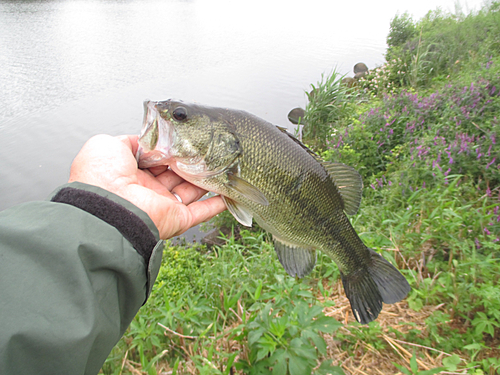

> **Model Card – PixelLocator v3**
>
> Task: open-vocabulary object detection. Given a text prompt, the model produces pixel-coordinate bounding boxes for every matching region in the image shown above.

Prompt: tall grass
[303,70,358,151]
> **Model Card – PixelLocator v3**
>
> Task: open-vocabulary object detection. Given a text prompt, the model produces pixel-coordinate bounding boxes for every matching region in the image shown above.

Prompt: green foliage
[363,2,500,94]
[304,69,358,150]
[236,276,342,374]
[387,12,417,48]
[103,232,346,375]
[393,352,444,375]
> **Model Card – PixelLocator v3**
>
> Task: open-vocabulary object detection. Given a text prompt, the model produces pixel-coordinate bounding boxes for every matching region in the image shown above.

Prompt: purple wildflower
[486,58,493,69]
[486,157,496,169]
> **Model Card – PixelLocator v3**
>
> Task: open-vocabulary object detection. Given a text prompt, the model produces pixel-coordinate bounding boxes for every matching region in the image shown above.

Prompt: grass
[101,3,500,374]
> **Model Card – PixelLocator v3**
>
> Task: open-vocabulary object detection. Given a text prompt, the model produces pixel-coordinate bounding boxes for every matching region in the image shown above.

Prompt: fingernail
[172,192,183,203]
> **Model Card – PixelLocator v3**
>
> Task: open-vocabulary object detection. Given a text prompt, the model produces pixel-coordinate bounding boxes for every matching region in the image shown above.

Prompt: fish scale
[137,99,410,324]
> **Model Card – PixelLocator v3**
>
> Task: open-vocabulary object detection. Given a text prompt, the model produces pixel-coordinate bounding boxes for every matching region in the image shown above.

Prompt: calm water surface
[0,0,485,229]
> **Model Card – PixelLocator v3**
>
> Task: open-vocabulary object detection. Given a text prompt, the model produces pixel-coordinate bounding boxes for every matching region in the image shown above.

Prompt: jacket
[0,182,164,374]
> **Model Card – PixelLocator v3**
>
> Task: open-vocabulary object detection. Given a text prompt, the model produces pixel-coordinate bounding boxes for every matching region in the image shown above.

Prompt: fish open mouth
[136,100,175,169]
[136,149,170,168]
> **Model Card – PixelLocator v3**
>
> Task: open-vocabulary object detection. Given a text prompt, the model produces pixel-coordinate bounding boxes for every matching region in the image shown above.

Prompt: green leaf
[256,334,277,361]
[302,330,327,355]
[269,316,288,338]
[410,352,418,374]
[171,357,180,375]
[290,338,317,360]
[418,367,446,375]
[393,363,412,375]
[248,328,265,346]
[254,280,263,300]
[314,360,345,375]
[408,298,423,312]
[289,353,312,375]
[463,343,483,351]
[272,357,288,375]
[310,315,341,333]
[443,354,461,371]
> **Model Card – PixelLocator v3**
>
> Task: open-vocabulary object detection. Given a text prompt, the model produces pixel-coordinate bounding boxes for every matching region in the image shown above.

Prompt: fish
[136,99,410,324]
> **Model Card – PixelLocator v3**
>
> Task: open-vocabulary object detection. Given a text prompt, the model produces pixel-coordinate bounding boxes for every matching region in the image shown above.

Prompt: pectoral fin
[273,238,316,278]
[226,172,269,206]
[222,196,253,227]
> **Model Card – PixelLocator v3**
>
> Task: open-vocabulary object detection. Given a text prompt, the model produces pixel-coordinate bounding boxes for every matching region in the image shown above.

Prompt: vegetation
[101,3,500,374]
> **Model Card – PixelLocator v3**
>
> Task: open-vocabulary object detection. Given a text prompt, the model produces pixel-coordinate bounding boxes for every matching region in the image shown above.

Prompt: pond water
[0,0,484,238]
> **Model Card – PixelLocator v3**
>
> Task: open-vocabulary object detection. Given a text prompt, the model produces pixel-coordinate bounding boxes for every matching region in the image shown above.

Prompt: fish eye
[172,107,187,121]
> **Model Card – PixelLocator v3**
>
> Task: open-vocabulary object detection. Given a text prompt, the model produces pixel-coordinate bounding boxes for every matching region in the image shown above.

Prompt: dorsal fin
[276,125,363,215]
[321,161,363,215]
[276,125,319,159]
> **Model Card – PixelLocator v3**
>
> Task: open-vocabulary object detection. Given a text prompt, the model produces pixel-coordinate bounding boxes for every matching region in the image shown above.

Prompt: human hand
[68,134,227,239]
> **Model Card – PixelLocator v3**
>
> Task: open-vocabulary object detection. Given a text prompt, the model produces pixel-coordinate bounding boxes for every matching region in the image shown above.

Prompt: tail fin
[341,248,410,324]
[367,248,411,304]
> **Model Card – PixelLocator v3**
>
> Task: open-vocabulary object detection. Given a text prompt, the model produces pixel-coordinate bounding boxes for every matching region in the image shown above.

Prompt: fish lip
[137,100,176,168]
[136,148,169,168]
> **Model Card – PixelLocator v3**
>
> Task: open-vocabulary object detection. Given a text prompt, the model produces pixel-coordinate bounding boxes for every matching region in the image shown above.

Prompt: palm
[69,135,226,239]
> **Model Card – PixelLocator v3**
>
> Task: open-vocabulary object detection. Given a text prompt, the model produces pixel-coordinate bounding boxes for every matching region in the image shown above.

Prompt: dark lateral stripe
[51,187,156,264]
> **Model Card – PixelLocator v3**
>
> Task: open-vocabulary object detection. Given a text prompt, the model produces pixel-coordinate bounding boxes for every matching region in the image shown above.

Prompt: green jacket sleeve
[0,182,164,375]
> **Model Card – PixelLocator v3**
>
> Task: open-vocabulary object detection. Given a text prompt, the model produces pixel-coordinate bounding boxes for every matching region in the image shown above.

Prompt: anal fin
[273,237,316,278]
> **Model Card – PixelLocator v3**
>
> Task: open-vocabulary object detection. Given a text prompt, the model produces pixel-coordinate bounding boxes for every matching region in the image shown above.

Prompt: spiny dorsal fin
[321,161,363,215]
[222,196,253,227]
[276,125,319,159]
[273,237,316,278]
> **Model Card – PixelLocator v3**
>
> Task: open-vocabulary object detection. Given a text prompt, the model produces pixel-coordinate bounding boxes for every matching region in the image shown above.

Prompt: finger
[136,170,198,204]
[155,169,186,191]
[186,195,227,227]
[136,169,173,196]
[116,135,139,155]
[171,181,209,205]
[148,165,169,176]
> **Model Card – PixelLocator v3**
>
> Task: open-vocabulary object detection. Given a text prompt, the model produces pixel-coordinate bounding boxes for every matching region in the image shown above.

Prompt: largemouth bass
[136,99,410,324]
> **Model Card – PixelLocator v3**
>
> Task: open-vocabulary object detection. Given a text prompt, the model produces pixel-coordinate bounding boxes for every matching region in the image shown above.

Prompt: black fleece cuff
[51,187,157,264]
